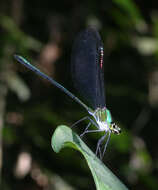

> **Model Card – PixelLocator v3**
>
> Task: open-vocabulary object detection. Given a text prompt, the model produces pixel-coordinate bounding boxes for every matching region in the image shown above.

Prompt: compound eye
[111,122,116,128]
[111,122,121,134]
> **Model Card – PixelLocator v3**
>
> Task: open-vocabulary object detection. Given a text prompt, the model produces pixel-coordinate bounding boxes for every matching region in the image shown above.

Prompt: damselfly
[14,28,121,159]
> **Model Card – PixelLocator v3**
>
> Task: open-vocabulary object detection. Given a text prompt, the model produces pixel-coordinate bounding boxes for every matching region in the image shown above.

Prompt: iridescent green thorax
[92,107,121,134]
[106,109,112,123]
[93,107,112,123]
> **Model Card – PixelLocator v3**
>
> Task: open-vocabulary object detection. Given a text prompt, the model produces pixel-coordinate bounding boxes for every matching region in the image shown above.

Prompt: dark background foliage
[1,0,158,189]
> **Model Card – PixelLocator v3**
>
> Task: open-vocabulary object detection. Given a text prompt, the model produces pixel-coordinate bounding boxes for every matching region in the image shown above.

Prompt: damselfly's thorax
[91,107,121,134]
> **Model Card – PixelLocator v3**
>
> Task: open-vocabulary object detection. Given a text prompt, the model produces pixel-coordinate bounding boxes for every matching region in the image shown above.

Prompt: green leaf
[113,0,142,22]
[51,125,128,190]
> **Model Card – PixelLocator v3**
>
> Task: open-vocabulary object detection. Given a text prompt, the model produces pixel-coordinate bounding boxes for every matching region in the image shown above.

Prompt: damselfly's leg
[101,131,111,159]
[98,146,103,159]
[71,116,98,129]
[80,122,91,138]
[95,133,107,158]
[71,116,89,128]
[80,129,104,138]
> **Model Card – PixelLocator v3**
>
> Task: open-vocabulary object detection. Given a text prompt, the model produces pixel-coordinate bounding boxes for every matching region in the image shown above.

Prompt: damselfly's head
[110,122,121,135]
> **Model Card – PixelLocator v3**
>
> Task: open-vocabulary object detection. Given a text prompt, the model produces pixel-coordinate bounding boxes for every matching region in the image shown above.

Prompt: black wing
[71,28,105,110]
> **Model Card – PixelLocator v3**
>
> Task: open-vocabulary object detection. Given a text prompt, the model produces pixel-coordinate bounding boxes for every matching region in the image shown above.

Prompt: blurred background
[0,0,158,189]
